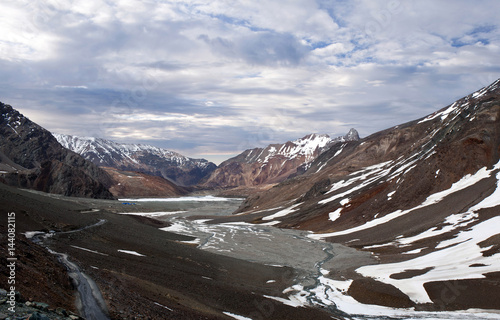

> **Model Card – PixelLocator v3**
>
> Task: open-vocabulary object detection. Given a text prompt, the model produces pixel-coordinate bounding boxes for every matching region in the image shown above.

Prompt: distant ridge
[54,134,217,187]
[202,129,360,188]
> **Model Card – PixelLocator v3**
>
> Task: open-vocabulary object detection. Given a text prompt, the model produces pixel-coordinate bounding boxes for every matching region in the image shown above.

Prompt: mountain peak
[204,129,360,189]
[345,128,360,141]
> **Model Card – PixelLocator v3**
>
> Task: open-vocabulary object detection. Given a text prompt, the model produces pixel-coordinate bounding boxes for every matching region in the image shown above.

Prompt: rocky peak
[345,128,360,142]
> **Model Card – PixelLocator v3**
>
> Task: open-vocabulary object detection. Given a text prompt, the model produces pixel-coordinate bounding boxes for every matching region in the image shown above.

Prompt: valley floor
[1,185,499,319]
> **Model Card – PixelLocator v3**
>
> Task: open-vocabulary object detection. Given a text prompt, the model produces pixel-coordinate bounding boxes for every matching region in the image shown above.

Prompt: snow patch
[311,163,497,240]
[222,312,253,320]
[118,211,186,217]
[179,238,201,245]
[71,245,108,256]
[153,302,173,311]
[418,102,458,124]
[263,294,306,308]
[357,216,500,304]
[23,231,45,239]
[117,249,146,257]
[328,208,342,222]
[387,191,396,200]
[262,203,302,221]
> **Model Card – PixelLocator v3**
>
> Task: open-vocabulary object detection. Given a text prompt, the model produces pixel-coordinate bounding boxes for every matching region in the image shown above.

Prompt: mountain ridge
[54,133,217,187]
[203,129,360,189]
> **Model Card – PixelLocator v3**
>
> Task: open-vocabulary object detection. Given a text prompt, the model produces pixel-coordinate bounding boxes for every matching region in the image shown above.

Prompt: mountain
[104,167,188,198]
[54,134,217,187]
[203,129,359,189]
[223,79,500,310]
[0,102,114,199]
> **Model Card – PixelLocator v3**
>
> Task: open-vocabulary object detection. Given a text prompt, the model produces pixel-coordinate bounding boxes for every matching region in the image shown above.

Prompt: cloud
[1,0,500,162]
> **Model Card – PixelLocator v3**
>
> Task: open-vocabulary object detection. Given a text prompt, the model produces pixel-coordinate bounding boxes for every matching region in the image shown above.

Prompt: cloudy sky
[1,0,500,163]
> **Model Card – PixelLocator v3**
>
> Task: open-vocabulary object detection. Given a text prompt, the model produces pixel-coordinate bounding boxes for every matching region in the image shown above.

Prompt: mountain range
[1,78,500,316]
[213,78,500,310]
[1,101,359,199]
[203,129,359,189]
[54,129,360,194]
[53,134,217,187]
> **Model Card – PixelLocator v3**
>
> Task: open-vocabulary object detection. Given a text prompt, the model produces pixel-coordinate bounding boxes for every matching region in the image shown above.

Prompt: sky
[1,0,500,164]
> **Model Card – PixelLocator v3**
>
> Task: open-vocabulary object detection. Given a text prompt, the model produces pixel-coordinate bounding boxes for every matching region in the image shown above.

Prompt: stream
[29,220,110,320]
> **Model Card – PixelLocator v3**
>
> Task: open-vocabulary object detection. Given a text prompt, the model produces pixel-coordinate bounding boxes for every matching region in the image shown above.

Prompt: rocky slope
[54,134,217,187]
[203,129,359,189]
[103,167,188,198]
[0,102,114,199]
[225,79,500,310]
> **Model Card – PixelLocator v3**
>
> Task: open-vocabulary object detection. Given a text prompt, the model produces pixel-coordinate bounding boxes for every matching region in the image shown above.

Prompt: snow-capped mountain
[227,78,500,311]
[54,134,217,187]
[203,129,359,188]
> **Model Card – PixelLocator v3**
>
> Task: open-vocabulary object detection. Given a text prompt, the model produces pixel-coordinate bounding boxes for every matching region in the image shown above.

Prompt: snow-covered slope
[203,129,359,188]
[226,79,500,311]
[54,134,216,187]
[242,130,358,165]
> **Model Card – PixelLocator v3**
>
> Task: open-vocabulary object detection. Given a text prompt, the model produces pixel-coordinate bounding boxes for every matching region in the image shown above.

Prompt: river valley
[12,190,500,320]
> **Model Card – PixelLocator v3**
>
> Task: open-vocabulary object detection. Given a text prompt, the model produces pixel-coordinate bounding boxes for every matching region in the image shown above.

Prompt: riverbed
[112,196,500,320]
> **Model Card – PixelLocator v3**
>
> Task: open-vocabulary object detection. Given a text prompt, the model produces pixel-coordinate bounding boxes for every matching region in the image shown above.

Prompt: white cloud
[1,0,500,162]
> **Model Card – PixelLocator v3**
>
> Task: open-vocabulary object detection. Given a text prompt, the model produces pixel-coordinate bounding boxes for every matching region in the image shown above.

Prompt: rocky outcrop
[0,233,77,317]
[54,134,217,187]
[0,102,114,199]
[203,130,359,189]
[0,292,83,320]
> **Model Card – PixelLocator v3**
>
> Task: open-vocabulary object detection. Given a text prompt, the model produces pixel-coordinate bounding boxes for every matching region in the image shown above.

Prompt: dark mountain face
[203,130,360,189]
[0,102,114,199]
[54,134,217,187]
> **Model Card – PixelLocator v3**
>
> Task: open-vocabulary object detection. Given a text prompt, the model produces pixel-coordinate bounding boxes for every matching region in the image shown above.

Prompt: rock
[348,278,414,308]
[203,132,351,188]
[31,302,49,312]
[28,312,50,320]
[56,307,69,316]
[345,128,360,141]
[14,291,24,303]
